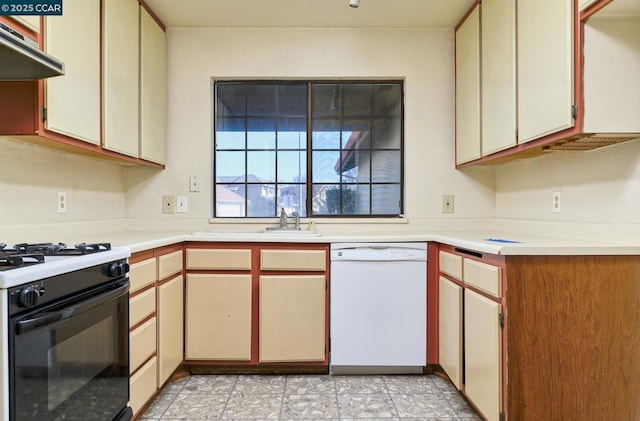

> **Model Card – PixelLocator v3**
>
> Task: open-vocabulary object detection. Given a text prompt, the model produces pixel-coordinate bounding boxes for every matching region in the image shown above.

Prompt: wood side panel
[506,255,640,420]
[426,242,440,364]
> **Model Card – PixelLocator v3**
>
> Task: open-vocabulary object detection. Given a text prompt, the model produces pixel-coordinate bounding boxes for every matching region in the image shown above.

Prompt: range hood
[0,22,64,80]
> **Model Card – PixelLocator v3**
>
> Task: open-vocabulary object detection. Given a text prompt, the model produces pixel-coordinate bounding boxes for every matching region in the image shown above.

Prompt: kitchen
[0,0,639,420]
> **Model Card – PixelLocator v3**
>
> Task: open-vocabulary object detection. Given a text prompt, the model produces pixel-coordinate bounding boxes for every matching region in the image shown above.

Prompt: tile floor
[140,374,482,420]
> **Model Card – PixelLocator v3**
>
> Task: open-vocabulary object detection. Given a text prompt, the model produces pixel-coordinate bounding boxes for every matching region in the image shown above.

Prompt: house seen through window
[214,81,403,217]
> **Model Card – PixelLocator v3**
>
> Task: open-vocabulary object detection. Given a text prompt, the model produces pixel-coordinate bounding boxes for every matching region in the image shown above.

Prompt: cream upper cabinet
[517,0,574,143]
[455,5,481,165]
[481,0,517,156]
[10,16,40,33]
[45,0,101,145]
[103,0,140,157]
[140,7,167,164]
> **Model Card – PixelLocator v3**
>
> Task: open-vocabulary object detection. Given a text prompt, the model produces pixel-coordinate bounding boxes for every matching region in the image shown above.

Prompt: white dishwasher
[330,242,427,374]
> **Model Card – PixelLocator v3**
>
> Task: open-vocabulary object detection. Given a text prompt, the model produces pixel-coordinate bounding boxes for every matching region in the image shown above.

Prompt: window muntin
[214,81,403,218]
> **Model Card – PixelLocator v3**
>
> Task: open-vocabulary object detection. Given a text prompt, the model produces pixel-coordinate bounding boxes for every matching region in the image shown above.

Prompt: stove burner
[0,252,45,269]
[0,242,112,270]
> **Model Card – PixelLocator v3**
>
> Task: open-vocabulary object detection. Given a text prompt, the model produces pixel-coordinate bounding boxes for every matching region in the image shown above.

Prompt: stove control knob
[107,261,130,277]
[18,287,41,308]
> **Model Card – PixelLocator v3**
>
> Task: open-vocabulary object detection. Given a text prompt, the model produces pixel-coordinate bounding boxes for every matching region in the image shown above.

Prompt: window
[214,81,403,217]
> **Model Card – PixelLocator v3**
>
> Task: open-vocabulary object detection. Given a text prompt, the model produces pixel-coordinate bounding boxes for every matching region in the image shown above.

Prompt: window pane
[341,147,371,184]
[247,184,275,217]
[372,184,401,215]
[216,184,246,217]
[216,117,246,150]
[312,85,341,117]
[312,151,340,183]
[278,117,306,149]
[247,151,275,182]
[216,151,245,182]
[278,184,306,217]
[216,84,245,116]
[312,184,339,215]
[278,84,306,116]
[372,84,401,116]
[312,119,340,149]
[371,150,401,183]
[247,85,276,115]
[247,117,276,149]
[343,84,370,117]
[277,151,306,183]
[345,184,370,215]
[371,117,400,149]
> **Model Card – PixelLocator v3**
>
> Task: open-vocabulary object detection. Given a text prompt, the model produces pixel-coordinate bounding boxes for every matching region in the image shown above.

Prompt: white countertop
[70,229,640,256]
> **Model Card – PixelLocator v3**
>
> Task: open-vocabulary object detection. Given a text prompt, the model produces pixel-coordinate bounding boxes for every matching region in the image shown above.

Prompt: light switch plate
[442,195,454,213]
[189,176,200,192]
[176,196,188,213]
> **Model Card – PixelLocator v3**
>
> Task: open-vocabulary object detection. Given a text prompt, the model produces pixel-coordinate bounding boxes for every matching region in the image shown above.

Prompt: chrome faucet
[276,208,301,230]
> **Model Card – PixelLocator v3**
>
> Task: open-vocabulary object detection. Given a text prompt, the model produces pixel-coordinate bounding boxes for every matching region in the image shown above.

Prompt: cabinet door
[185,274,252,360]
[140,7,166,164]
[481,0,516,155]
[259,275,326,362]
[455,5,481,164]
[45,0,101,144]
[157,275,184,386]
[464,289,502,421]
[517,0,574,143]
[103,0,139,157]
[438,276,462,390]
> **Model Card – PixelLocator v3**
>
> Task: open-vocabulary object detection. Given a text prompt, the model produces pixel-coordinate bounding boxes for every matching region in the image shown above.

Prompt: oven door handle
[15,281,129,335]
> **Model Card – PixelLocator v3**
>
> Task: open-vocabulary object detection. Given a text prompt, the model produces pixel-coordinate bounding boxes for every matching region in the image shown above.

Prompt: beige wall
[124,27,496,232]
[0,136,126,240]
[495,138,640,225]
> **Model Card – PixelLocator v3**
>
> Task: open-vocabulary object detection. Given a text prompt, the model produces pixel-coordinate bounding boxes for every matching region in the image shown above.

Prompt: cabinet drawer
[260,249,326,271]
[158,250,183,280]
[439,251,463,280]
[130,258,157,293]
[186,248,252,270]
[464,258,502,298]
[129,287,156,328]
[130,356,157,417]
[130,317,157,374]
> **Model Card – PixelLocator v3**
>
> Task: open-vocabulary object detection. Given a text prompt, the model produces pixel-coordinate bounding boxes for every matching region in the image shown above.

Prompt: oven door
[9,280,130,421]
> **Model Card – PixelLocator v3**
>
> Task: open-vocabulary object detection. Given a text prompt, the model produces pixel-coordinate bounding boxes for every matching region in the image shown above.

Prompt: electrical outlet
[162,195,176,214]
[189,176,200,192]
[57,192,67,213]
[442,195,455,213]
[553,191,562,213]
[176,196,188,213]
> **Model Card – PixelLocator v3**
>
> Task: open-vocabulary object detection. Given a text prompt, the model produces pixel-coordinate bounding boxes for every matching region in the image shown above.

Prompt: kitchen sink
[191,230,322,237]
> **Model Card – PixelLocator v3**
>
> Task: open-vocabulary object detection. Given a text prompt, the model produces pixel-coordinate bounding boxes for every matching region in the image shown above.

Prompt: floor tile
[162,393,228,419]
[139,391,177,418]
[232,375,285,395]
[391,393,458,418]
[222,393,282,419]
[383,375,440,395]
[162,377,189,394]
[285,375,337,395]
[182,374,237,394]
[337,393,398,418]
[335,375,387,394]
[281,393,339,419]
[442,390,483,420]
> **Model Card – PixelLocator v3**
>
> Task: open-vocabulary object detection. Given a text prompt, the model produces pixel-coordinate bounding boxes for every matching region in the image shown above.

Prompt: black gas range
[0,241,132,421]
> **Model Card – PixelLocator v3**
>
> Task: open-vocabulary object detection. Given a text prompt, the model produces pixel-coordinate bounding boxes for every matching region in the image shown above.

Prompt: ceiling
[143,0,476,28]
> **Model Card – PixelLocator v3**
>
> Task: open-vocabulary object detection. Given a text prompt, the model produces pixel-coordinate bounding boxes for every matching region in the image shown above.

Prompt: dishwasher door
[330,243,427,374]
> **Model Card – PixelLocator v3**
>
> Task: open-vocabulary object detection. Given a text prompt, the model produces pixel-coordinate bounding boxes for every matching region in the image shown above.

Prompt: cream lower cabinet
[157,274,184,385]
[185,273,252,360]
[438,249,504,421]
[464,289,502,421]
[259,275,326,362]
[438,276,463,390]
